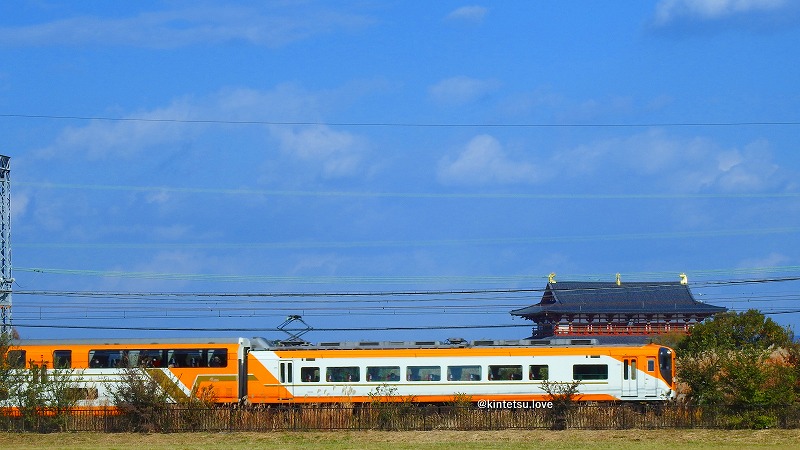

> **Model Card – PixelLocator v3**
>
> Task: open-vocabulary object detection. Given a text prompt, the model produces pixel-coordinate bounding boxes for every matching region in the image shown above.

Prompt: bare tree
[541,379,581,430]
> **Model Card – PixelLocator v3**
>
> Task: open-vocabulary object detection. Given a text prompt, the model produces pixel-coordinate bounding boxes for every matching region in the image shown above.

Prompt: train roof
[249,337,659,350]
[10,336,662,350]
[11,337,243,346]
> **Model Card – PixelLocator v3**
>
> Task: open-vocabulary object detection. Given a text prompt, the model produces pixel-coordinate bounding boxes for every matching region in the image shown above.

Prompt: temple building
[510,274,727,340]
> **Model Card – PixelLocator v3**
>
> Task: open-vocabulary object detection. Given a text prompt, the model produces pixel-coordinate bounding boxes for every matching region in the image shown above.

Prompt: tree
[0,332,16,403]
[107,367,172,432]
[12,363,84,432]
[541,380,581,430]
[675,310,799,428]
[678,309,794,356]
[1,336,84,431]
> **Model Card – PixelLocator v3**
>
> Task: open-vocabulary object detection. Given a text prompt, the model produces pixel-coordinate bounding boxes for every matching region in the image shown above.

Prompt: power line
[15,181,800,200]
[11,273,800,294]
[12,227,800,252]
[12,266,800,285]
[9,277,800,331]
[13,269,544,285]
[2,113,800,128]
[12,307,800,332]
[9,273,800,324]
[7,277,800,323]
[14,276,800,302]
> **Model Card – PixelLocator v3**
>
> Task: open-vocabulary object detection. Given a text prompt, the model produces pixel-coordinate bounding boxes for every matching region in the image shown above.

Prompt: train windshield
[658,347,674,386]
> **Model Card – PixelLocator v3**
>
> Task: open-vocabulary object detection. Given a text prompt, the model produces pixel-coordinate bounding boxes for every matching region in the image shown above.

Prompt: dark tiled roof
[511,281,727,317]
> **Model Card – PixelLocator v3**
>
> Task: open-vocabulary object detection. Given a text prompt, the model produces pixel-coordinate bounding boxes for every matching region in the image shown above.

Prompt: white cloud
[146,189,171,205]
[271,125,366,178]
[445,5,489,23]
[551,130,786,193]
[435,130,782,192]
[737,252,792,269]
[30,195,67,232]
[654,0,789,25]
[35,97,200,160]
[429,76,500,106]
[34,85,372,181]
[10,191,29,220]
[713,139,780,191]
[438,134,544,185]
[0,6,373,48]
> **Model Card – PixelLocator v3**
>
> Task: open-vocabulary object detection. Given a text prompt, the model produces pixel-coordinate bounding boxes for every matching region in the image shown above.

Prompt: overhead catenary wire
[15,180,800,200]
[7,276,800,325]
[11,227,800,253]
[11,291,799,312]
[7,268,800,331]
[10,302,800,320]
[10,307,800,332]
[3,112,800,128]
[13,266,800,285]
[10,273,800,297]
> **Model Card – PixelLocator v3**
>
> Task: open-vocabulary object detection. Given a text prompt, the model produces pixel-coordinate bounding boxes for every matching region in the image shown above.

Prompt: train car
[3,337,675,406]
[3,337,247,405]
[245,337,675,403]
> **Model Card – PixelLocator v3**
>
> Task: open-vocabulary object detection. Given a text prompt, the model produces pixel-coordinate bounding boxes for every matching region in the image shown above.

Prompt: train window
[573,364,608,380]
[170,350,204,367]
[529,365,549,380]
[489,365,523,381]
[630,359,636,380]
[207,349,227,367]
[87,348,228,369]
[367,366,400,382]
[647,358,655,372]
[137,350,167,368]
[326,366,360,382]
[130,350,148,367]
[89,350,122,368]
[447,365,481,381]
[280,362,293,383]
[301,367,320,382]
[53,350,72,368]
[6,350,26,368]
[124,351,140,367]
[166,349,228,368]
[406,366,441,382]
[658,347,674,385]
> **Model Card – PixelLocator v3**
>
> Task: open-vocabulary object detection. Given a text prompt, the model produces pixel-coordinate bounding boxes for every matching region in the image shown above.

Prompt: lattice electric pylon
[0,155,11,337]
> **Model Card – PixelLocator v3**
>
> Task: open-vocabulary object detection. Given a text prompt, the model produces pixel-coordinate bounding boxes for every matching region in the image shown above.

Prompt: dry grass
[2,430,800,450]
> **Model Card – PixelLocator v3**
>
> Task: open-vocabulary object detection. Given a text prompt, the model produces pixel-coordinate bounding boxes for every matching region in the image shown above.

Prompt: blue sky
[1,1,799,343]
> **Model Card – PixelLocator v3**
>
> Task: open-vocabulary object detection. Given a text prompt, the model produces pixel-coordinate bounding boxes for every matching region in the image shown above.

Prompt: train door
[237,339,250,402]
[622,358,638,398]
[279,360,294,400]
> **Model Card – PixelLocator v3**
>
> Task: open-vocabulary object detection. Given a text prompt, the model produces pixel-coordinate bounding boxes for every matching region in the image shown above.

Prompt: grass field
[2,430,800,450]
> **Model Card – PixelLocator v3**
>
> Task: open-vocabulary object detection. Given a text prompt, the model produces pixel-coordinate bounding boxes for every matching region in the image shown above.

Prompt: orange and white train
[4,337,675,405]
